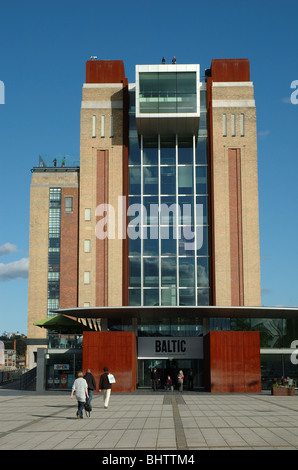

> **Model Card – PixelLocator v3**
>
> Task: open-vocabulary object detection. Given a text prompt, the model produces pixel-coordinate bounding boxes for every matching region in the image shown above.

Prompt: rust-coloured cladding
[86,60,127,84]
[82,332,137,392]
[211,59,250,82]
[204,331,261,393]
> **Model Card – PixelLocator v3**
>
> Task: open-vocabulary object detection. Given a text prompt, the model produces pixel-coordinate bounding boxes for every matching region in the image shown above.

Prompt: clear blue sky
[0,0,297,334]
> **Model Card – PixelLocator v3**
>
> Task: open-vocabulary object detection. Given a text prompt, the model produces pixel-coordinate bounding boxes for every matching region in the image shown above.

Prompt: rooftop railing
[37,155,80,168]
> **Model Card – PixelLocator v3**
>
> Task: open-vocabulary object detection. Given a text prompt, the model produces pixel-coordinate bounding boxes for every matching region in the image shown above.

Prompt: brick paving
[1,388,298,450]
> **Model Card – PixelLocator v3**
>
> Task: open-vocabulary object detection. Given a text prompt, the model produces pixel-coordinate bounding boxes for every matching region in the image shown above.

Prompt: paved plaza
[1,388,298,451]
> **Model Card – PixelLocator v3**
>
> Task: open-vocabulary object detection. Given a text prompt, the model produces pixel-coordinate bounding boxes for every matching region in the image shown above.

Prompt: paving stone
[1,389,298,450]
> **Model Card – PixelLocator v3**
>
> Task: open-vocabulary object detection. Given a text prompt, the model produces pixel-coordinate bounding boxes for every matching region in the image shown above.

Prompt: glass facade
[260,354,298,390]
[139,72,197,114]
[46,351,82,390]
[128,85,209,307]
[48,188,61,317]
[127,76,298,390]
[138,359,203,388]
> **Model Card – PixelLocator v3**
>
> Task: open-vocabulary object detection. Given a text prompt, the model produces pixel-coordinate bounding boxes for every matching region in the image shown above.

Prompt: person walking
[83,369,96,403]
[99,366,112,408]
[165,375,173,391]
[70,371,89,419]
[177,370,184,392]
[187,369,194,391]
[151,367,160,391]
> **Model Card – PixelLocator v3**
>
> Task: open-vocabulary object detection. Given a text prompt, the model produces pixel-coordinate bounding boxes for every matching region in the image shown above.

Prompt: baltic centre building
[27,57,298,392]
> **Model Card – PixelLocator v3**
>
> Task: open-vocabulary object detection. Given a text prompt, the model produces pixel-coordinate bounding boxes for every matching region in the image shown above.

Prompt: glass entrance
[137,358,203,389]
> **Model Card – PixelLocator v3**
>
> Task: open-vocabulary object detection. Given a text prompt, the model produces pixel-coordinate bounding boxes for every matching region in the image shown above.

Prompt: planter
[271,386,295,396]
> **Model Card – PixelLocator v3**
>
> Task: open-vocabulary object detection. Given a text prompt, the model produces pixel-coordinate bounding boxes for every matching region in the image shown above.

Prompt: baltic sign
[138,337,204,359]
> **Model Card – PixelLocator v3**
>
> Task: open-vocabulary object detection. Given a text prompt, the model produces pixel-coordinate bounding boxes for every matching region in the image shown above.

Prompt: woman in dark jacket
[83,369,96,403]
[99,366,112,408]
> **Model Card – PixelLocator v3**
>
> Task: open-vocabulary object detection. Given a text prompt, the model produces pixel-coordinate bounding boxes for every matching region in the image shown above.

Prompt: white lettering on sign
[155,339,186,353]
[138,337,203,359]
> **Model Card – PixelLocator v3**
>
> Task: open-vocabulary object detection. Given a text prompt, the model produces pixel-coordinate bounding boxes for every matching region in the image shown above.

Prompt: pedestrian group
[70,366,114,419]
[71,365,195,418]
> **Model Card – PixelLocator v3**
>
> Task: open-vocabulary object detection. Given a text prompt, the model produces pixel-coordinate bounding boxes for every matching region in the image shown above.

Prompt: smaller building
[4,349,16,369]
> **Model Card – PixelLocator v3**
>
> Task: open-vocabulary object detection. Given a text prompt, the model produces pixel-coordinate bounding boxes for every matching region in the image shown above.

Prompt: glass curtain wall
[139,72,197,114]
[48,188,61,317]
[128,87,209,307]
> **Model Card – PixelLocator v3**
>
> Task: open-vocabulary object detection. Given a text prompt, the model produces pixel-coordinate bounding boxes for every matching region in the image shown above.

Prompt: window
[223,114,227,137]
[139,72,197,114]
[84,240,91,253]
[161,288,177,306]
[143,289,159,306]
[129,289,141,306]
[129,167,141,195]
[143,167,158,195]
[179,258,195,287]
[240,113,245,136]
[197,257,209,287]
[129,137,141,165]
[196,166,208,195]
[143,136,158,165]
[85,208,91,221]
[101,115,105,138]
[196,137,207,164]
[65,197,73,213]
[178,166,193,194]
[160,136,175,165]
[144,258,159,287]
[178,136,193,164]
[161,166,176,195]
[92,115,96,138]
[161,258,177,287]
[110,116,114,137]
[179,288,195,305]
[231,114,236,137]
[129,258,141,287]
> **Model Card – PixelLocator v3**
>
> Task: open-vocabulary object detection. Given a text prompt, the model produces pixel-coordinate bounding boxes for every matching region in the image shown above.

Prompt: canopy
[33,314,92,334]
[54,305,298,320]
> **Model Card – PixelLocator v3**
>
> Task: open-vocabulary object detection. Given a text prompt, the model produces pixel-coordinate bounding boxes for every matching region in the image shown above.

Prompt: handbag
[84,399,92,417]
[108,373,116,384]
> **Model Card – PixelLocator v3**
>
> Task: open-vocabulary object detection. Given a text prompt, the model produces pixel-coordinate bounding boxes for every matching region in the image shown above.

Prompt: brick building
[27,58,298,392]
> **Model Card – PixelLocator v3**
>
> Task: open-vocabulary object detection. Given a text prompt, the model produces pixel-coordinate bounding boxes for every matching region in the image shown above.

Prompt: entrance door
[137,359,203,389]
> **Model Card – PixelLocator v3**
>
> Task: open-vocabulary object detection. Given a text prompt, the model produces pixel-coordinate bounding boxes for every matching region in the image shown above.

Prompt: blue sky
[0,0,297,334]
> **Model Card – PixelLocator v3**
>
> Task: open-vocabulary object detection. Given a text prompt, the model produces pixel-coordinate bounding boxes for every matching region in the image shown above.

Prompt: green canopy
[33,314,91,334]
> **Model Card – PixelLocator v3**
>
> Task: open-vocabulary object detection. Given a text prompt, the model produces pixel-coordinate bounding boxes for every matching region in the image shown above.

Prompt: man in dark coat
[151,368,160,391]
[99,366,112,408]
[83,369,96,403]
